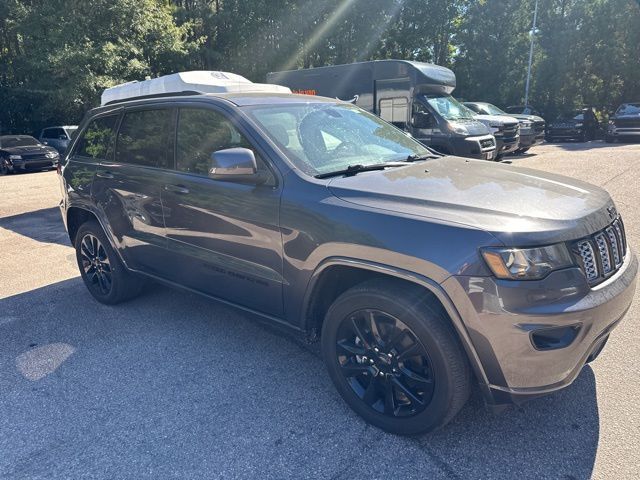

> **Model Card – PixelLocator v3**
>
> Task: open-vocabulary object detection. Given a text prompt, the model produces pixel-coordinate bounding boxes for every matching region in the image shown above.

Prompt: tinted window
[44,127,66,138]
[116,109,173,168]
[176,108,253,176]
[75,115,119,160]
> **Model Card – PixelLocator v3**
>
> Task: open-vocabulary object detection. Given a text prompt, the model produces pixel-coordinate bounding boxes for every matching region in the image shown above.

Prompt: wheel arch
[302,258,491,392]
[66,205,130,269]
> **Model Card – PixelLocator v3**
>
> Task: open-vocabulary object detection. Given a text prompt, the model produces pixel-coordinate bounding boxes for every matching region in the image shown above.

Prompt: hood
[472,114,519,127]
[0,144,57,155]
[509,114,544,123]
[612,112,640,120]
[446,119,491,136]
[327,156,616,245]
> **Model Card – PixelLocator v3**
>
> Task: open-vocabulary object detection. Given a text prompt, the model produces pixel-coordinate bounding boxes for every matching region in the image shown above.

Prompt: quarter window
[116,109,173,168]
[176,108,255,177]
[75,115,119,160]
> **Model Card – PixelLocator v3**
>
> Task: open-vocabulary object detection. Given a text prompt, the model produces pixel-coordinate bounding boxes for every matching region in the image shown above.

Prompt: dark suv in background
[58,84,637,435]
[546,108,600,142]
[607,102,640,142]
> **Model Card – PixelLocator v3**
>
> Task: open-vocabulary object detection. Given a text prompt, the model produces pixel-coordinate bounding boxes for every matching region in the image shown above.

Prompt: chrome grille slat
[595,233,612,274]
[578,240,598,281]
[576,216,627,286]
[606,227,621,266]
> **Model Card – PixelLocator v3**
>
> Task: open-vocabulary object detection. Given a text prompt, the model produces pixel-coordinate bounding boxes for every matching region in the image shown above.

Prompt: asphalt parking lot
[1,141,639,479]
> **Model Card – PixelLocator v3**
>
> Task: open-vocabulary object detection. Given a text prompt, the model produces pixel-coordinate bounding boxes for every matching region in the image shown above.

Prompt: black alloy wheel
[79,233,113,296]
[322,280,471,435]
[335,309,435,418]
[74,220,144,304]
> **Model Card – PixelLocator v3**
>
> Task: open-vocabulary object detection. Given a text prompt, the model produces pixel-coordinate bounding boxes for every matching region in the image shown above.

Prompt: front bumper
[494,135,520,155]
[518,132,544,148]
[9,158,57,171]
[608,127,640,138]
[547,128,584,140]
[442,248,637,406]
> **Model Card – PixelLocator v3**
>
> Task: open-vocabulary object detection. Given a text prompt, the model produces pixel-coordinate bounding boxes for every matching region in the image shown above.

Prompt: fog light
[531,324,580,350]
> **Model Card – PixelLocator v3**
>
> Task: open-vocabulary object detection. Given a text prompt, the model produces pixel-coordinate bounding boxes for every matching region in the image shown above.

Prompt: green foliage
[1,0,639,134]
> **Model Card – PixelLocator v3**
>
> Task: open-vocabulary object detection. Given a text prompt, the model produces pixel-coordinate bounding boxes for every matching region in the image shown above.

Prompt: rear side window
[116,109,173,168]
[176,108,253,176]
[74,115,119,160]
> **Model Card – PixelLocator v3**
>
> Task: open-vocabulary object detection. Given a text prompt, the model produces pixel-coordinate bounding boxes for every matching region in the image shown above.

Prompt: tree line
[1,0,638,135]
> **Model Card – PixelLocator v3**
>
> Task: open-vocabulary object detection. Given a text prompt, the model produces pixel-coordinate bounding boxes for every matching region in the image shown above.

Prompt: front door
[161,106,284,316]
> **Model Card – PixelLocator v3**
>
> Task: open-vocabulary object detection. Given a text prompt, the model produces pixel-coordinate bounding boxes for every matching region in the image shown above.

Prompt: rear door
[160,105,284,316]
[91,106,176,276]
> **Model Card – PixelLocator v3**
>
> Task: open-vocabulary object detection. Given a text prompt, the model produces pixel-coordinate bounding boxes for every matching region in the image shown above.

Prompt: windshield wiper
[315,162,408,179]
[405,152,442,162]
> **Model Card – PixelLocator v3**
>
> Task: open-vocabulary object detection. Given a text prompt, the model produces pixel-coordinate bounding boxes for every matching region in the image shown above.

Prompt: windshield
[616,103,640,115]
[246,103,431,176]
[422,94,476,121]
[480,103,507,116]
[0,136,40,148]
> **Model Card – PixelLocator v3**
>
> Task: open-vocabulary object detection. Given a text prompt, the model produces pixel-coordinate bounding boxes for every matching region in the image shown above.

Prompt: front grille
[499,123,519,139]
[614,118,640,129]
[574,217,627,286]
[21,153,49,161]
[480,138,495,149]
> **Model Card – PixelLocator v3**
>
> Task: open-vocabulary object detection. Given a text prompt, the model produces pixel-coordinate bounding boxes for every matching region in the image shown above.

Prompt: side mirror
[209,147,258,181]
[412,111,433,129]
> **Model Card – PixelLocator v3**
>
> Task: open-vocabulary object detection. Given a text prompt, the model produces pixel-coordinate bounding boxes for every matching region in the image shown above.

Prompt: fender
[302,256,492,397]
[65,201,132,271]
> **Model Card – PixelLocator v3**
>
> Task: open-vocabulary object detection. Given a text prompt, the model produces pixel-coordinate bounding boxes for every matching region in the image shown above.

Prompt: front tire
[75,220,144,304]
[321,280,471,435]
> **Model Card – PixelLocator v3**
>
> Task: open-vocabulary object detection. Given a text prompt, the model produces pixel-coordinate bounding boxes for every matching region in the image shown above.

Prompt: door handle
[96,171,114,179]
[164,184,190,194]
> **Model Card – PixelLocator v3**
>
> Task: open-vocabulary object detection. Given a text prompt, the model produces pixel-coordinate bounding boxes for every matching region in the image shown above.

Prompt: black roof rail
[103,90,204,106]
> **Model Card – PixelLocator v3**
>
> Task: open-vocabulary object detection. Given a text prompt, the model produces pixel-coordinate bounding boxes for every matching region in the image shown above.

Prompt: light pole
[524,0,539,107]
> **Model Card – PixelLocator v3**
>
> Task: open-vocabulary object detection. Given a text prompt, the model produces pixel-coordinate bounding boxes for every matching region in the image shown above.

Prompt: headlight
[608,120,615,126]
[520,121,533,128]
[481,244,574,280]
[446,122,469,135]
[9,155,22,160]
[489,125,501,134]
[575,123,583,128]
[45,151,59,159]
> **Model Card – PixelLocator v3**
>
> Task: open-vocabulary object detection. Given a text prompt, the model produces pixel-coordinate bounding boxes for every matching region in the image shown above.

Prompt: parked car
[546,108,600,142]
[267,60,498,160]
[59,71,637,435]
[462,103,521,158]
[39,125,78,153]
[469,103,545,153]
[0,135,60,175]
[606,102,640,143]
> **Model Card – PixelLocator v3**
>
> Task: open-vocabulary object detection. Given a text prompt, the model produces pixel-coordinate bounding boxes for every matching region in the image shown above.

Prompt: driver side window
[176,108,265,177]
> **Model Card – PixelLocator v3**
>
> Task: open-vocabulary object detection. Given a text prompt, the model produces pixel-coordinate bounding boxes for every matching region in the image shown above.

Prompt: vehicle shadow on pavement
[0,279,599,480]
[0,206,70,247]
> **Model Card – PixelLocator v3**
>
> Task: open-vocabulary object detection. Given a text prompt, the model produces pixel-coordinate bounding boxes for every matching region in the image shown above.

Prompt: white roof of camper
[100,71,291,106]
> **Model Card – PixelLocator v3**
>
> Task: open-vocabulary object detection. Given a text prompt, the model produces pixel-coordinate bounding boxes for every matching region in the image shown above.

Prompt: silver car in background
[39,125,78,153]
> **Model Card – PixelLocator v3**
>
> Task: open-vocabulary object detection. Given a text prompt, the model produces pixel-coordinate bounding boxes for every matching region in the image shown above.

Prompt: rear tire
[321,279,471,435]
[75,220,144,304]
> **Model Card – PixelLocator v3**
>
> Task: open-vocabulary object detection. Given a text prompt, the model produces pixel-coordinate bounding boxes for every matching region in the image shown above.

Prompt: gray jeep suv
[58,91,637,435]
